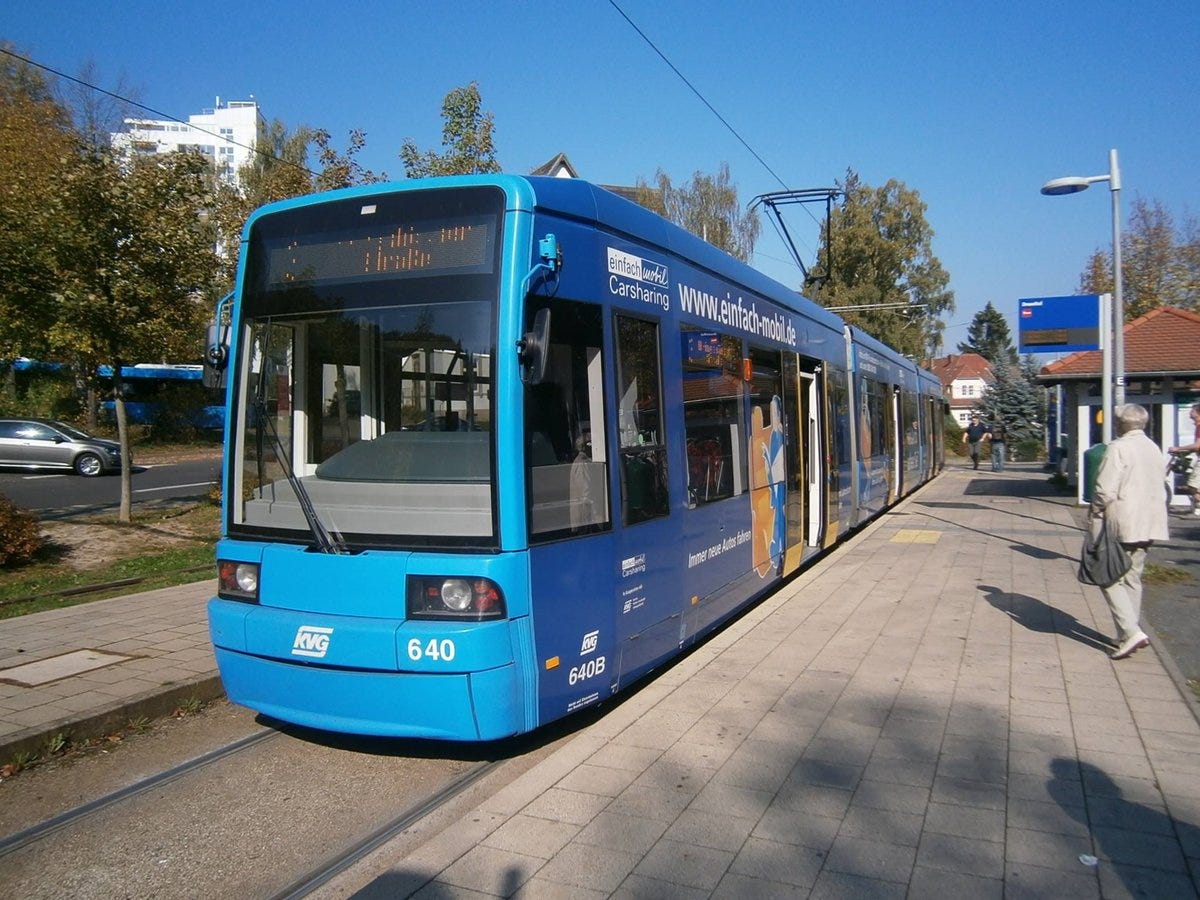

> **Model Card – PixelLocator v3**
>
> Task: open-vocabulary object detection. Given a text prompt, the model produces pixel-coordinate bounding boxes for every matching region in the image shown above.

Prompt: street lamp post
[1041,149,1125,438]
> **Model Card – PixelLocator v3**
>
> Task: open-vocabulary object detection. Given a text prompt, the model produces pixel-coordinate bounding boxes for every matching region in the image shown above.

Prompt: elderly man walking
[1089,404,1171,660]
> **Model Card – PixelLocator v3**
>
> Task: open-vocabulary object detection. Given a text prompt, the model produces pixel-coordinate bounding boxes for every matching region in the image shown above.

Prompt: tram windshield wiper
[252,350,346,555]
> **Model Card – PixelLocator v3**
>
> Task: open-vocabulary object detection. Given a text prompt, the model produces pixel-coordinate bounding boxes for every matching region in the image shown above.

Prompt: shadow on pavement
[1051,758,1199,899]
[980,583,1113,652]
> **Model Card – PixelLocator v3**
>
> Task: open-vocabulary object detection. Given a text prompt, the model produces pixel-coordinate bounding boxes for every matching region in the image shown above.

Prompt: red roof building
[925,353,993,427]
[1037,306,1200,504]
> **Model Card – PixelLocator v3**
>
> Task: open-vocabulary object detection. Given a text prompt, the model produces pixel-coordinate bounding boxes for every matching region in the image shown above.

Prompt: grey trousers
[1101,545,1148,642]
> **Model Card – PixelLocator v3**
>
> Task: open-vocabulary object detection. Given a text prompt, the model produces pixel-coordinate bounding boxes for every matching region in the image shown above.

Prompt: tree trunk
[113,363,132,523]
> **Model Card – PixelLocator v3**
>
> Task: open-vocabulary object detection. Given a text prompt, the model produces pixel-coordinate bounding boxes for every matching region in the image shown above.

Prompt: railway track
[0,728,280,858]
[0,712,560,898]
[267,758,504,899]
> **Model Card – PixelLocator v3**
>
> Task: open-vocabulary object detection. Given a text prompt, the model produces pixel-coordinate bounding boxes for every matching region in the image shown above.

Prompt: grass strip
[0,544,216,619]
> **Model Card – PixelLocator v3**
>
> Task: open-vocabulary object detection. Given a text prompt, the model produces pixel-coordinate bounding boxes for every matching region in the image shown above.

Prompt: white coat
[1090,428,1171,544]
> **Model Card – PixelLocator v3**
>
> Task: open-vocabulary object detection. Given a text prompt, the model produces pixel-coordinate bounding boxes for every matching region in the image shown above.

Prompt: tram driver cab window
[525,298,610,539]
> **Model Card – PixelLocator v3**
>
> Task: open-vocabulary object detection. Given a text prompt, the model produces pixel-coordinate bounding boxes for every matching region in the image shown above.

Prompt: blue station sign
[1018,294,1102,352]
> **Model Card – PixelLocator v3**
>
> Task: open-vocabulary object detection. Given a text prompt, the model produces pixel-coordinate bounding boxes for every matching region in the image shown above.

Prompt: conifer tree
[958,301,1017,366]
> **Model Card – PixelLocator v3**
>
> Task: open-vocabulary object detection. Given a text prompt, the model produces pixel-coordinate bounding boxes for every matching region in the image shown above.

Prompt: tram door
[800,368,823,548]
[888,386,901,503]
[749,348,790,578]
[780,356,825,575]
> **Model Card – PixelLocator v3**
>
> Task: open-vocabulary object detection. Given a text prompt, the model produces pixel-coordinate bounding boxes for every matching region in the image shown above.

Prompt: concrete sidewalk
[0,580,221,762]
[319,464,1200,899]
[2,464,1198,897]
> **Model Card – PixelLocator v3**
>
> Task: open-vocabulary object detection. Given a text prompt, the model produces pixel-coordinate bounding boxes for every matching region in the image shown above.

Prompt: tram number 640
[568,656,606,685]
[408,638,456,662]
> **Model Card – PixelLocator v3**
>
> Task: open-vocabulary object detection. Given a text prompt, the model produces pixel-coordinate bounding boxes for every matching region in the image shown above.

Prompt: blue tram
[206,175,944,740]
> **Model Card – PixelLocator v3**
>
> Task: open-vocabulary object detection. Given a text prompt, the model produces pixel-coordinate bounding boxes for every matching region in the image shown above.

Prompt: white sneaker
[1110,632,1150,660]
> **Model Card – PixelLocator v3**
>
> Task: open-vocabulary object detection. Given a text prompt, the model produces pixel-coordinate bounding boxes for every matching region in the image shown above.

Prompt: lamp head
[1041,176,1091,196]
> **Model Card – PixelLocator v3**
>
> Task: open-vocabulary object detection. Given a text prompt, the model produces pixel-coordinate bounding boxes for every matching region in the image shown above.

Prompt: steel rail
[0,727,279,857]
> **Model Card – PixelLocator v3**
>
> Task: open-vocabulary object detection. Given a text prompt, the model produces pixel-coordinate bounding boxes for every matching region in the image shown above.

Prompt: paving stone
[824,834,916,883]
[633,837,734,892]
[923,800,1005,843]
[907,865,1003,900]
[916,831,1004,879]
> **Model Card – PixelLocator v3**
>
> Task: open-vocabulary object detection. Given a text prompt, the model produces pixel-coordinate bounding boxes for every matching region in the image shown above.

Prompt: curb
[0,675,225,765]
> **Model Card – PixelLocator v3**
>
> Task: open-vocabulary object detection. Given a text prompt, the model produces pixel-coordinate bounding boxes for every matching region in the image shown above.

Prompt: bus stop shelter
[1038,306,1200,505]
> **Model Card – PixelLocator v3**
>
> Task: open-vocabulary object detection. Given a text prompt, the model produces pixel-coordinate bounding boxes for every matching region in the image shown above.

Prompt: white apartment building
[111,97,264,189]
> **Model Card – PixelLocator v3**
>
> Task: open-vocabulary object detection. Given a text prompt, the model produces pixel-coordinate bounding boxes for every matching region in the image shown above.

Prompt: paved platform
[0,580,221,761]
[2,463,1198,897]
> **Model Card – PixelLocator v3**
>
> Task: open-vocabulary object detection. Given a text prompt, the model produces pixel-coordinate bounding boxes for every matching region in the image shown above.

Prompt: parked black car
[0,418,125,476]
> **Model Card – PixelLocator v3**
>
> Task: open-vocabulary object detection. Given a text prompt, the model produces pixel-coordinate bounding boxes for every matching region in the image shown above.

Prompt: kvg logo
[292,625,333,658]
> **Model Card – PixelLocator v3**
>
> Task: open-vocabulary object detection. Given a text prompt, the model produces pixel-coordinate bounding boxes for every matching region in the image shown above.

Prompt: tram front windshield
[229,186,503,549]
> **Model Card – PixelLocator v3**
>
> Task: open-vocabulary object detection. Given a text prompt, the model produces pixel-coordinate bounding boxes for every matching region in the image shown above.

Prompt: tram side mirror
[203,321,229,390]
[518,308,551,386]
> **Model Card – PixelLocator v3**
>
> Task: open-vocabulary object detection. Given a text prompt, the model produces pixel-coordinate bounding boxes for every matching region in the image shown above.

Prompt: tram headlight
[406,575,506,620]
[440,578,473,611]
[218,560,260,603]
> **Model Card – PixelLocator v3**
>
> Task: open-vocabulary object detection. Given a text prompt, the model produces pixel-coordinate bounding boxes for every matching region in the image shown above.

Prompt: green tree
[958,301,1017,365]
[0,45,76,363]
[1078,197,1200,316]
[810,169,954,359]
[315,127,384,191]
[976,357,1044,452]
[634,163,760,263]
[54,148,219,520]
[400,82,501,178]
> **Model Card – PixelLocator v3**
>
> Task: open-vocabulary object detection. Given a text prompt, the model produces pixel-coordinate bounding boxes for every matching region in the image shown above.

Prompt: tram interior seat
[315,430,489,483]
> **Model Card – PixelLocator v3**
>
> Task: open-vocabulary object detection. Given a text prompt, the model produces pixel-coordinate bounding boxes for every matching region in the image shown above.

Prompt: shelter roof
[1039,306,1200,380]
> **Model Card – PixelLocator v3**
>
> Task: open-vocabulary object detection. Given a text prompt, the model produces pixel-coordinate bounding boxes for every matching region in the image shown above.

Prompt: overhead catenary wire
[606,0,790,194]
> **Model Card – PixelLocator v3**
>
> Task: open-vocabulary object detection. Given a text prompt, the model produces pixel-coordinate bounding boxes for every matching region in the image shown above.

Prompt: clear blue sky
[5,0,1198,356]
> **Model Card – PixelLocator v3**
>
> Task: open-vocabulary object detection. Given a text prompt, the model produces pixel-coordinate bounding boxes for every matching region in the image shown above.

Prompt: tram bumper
[208,598,525,741]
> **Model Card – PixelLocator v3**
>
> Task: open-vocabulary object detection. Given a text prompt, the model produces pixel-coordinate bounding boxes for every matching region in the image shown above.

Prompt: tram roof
[521,175,847,335]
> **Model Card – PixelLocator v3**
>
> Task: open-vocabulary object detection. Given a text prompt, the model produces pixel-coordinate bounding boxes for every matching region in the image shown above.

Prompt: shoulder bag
[1077,521,1131,588]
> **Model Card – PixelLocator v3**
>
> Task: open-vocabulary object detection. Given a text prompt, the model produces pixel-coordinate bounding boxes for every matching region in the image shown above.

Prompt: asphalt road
[1146,509,1200,689]
[0,458,220,518]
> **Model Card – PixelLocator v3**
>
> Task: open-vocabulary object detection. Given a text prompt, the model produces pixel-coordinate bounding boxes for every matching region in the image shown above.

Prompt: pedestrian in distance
[990,419,1008,472]
[1167,401,1200,516]
[962,414,990,470]
[1089,404,1171,660]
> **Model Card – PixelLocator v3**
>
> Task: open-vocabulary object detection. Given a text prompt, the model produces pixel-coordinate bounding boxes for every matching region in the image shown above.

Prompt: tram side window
[526,299,610,539]
[679,327,745,506]
[615,315,669,525]
[827,366,851,520]
[859,376,887,461]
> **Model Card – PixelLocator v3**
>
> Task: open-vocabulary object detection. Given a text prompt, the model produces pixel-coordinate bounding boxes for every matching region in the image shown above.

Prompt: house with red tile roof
[1038,306,1200,504]
[925,353,994,427]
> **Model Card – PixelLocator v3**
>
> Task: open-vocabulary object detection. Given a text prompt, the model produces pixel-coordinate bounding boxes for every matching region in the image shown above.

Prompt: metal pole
[1109,149,1125,408]
[1100,292,1113,444]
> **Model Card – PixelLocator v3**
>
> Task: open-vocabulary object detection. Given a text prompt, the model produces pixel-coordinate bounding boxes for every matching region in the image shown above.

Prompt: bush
[0,369,80,421]
[0,498,45,567]
[1013,437,1044,462]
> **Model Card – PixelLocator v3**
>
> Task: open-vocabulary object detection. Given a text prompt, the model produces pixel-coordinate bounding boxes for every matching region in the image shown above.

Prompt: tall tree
[315,127,384,191]
[54,148,218,520]
[958,301,1017,365]
[0,44,76,362]
[634,163,760,263]
[976,356,1044,448]
[400,82,501,178]
[1078,197,1200,316]
[810,169,954,359]
[60,58,140,152]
